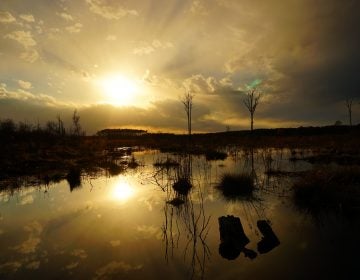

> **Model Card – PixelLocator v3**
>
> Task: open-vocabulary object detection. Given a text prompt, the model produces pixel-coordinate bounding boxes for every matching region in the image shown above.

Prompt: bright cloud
[0,11,16,23]
[18,80,32,89]
[86,0,138,19]
[58,12,74,21]
[65,23,83,33]
[5,30,37,48]
[19,14,35,23]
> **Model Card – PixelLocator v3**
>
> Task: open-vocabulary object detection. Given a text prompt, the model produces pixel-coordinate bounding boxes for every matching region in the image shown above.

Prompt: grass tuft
[217,173,255,200]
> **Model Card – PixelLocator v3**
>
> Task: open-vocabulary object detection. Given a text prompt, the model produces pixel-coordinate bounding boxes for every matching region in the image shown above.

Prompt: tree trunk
[250,113,254,131]
[349,108,352,127]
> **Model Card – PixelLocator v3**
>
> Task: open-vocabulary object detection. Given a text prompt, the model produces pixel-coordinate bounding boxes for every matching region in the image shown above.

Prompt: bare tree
[345,98,353,127]
[56,115,65,136]
[243,88,261,132]
[181,91,194,136]
[71,109,83,136]
[46,121,57,135]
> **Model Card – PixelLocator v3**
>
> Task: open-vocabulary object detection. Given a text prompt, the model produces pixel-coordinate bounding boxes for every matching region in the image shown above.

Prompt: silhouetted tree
[334,120,343,126]
[35,119,41,133]
[71,109,83,136]
[18,121,32,134]
[0,119,16,134]
[345,98,353,127]
[46,121,57,135]
[181,91,194,136]
[243,88,261,132]
[56,115,65,136]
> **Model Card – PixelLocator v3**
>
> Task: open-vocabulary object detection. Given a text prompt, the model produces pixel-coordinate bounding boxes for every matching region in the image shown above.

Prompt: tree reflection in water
[153,153,211,279]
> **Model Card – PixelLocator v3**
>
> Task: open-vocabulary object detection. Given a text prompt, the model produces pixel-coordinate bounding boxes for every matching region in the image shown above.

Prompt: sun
[100,74,139,106]
[110,181,135,202]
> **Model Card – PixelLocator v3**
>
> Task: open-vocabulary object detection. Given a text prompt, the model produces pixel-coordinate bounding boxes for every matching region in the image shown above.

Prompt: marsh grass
[217,173,255,200]
[293,167,360,217]
[173,177,192,196]
[153,157,180,168]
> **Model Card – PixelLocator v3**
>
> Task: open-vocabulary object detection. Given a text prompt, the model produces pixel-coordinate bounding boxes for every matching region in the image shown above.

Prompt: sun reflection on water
[110,180,135,202]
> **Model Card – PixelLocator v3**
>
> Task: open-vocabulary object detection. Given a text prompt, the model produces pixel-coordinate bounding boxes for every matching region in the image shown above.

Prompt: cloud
[86,0,138,20]
[109,240,121,247]
[93,261,142,280]
[228,0,359,104]
[65,23,83,33]
[4,30,36,48]
[0,83,69,107]
[0,11,16,23]
[142,70,177,89]
[20,49,39,63]
[65,262,79,270]
[3,30,39,62]
[24,221,43,235]
[19,14,35,23]
[106,35,117,41]
[18,80,32,90]
[136,225,162,240]
[12,221,42,254]
[133,40,173,56]
[0,261,22,272]
[190,0,208,15]
[182,74,232,94]
[26,261,40,270]
[58,12,74,21]
[71,249,88,259]
[19,195,34,205]
[133,46,154,56]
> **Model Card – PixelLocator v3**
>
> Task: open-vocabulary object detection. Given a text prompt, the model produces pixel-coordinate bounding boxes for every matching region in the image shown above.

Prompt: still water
[0,149,359,279]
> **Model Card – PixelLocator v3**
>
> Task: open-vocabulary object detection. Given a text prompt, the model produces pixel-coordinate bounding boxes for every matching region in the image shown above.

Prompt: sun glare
[100,74,139,106]
[110,181,135,202]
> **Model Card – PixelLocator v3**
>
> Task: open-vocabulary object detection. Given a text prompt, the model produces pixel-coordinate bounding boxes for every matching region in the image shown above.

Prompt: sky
[0,0,359,134]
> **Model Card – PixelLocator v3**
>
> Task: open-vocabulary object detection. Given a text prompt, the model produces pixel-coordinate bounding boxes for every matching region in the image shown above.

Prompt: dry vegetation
[293,167,360,218]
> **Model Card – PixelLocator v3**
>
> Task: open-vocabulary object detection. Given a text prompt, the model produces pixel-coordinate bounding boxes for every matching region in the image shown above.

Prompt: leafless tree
[46,121,57,135]
[56,115,65,136]
[345,98,353,127]
[71,109,83,136]
[181,91,194,136]
[243,88,261,132]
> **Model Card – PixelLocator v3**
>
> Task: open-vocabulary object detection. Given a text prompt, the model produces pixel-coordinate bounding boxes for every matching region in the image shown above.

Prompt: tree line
[0,109,85,137]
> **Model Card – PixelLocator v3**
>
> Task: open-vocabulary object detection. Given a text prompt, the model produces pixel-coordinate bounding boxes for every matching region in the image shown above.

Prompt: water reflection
[0,148,359,279]
[154,153,211,279]
[66,167,82,191]
[109,179,135,203]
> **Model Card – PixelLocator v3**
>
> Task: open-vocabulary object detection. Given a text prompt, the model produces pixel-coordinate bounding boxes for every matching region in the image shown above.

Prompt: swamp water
[0,149,359,279]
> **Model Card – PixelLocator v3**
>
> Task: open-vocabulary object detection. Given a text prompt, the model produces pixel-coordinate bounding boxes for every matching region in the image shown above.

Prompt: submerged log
[257,220,280,254]
[218,215,256,260]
